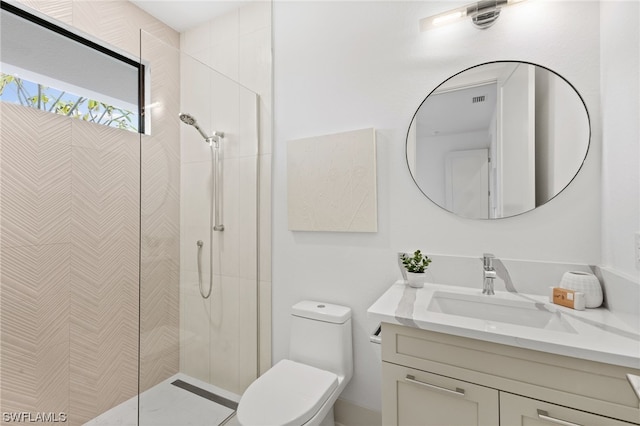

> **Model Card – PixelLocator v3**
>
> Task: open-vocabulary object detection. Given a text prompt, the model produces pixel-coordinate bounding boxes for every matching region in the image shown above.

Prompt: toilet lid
[237,360,339,426]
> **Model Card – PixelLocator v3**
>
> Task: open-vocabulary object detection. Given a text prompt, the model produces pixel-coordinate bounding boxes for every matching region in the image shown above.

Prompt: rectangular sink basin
[427,290,577,333]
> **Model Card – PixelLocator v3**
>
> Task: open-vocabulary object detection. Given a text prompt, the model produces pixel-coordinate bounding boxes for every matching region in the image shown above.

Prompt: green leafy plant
[401,250,432,273]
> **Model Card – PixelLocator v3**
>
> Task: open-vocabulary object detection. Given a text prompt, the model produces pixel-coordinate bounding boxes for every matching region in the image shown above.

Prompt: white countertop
[368,281,640,370]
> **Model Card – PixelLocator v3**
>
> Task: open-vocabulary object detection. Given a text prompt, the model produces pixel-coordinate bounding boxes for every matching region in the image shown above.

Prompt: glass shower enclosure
[0,7,259,422]
[137,31,260,424]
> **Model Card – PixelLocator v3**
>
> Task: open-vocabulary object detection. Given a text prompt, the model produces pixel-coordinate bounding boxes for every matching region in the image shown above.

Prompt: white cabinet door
[383,362,499,426]
[500,392,637,426]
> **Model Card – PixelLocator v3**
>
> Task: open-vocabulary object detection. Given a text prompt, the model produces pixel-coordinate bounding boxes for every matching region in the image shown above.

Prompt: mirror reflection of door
[414,79,497,219]
[408,61,590,219]
[445,149,489,218]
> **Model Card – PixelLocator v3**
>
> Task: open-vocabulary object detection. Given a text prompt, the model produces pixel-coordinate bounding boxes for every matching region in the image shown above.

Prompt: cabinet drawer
[383,362,498,426]
[382,323,640,423]
[500,392,638,425]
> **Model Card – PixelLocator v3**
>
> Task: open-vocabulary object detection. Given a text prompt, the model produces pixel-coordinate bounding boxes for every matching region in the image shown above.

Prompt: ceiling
[416,83,497,137]
[130,1,248,32]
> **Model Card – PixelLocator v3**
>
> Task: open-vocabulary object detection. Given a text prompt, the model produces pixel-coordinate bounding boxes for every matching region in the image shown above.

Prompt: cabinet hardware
[405,374,465,397]
[537,409,583,426]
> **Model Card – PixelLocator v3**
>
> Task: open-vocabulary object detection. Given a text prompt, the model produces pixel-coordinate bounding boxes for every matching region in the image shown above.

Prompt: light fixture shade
[419,5,468,31]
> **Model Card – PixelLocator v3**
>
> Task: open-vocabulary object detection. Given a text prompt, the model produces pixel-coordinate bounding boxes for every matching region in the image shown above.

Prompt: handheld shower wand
[179,113,224,143]
[179,113,226,299]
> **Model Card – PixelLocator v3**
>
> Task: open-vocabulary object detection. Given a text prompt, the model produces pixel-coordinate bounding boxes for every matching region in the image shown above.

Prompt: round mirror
[407,61,590,219]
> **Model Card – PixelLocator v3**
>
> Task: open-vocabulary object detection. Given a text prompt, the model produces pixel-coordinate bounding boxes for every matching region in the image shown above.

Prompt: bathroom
[0,0,638,425]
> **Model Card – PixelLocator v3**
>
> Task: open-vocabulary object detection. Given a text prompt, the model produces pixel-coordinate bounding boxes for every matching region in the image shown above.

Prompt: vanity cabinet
[500,392,634,425]
[381,323,640,426]
[383,362,498,425]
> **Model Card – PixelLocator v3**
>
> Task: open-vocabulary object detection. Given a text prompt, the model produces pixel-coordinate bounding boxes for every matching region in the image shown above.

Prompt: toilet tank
[289,301,353,382]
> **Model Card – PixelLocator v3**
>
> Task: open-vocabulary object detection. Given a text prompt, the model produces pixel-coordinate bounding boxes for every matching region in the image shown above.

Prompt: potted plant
[401,250,432,288]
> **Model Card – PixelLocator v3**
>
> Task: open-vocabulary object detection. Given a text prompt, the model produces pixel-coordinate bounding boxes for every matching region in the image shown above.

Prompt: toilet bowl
[237,301,353,426]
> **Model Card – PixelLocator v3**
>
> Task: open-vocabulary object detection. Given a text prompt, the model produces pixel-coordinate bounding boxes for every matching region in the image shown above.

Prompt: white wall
[600,1,640,281]
[273,1,604,411]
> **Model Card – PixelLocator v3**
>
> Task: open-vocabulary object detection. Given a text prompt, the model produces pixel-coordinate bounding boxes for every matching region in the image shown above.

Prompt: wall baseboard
[335,398,381,426]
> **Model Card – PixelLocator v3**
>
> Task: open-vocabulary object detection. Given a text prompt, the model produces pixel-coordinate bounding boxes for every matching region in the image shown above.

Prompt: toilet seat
[237,359,339,426]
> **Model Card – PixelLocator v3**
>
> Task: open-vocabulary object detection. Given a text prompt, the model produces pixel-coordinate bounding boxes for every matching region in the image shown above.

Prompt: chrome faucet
[482,253,496,295]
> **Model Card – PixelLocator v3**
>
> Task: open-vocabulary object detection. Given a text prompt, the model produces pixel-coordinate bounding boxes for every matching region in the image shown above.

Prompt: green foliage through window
[0,73,138,132]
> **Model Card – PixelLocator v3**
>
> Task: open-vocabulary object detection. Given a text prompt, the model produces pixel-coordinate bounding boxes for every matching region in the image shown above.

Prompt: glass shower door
[138,30,259,425]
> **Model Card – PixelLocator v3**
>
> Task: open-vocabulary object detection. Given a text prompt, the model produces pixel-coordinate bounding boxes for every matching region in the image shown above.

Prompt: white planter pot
[406,272,425,288]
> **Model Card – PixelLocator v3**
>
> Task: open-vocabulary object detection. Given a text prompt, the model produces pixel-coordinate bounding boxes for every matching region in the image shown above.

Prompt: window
[0,1,145,133]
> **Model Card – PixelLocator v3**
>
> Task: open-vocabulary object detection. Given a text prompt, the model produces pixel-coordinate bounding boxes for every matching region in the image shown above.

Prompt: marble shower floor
[84,373,240,426]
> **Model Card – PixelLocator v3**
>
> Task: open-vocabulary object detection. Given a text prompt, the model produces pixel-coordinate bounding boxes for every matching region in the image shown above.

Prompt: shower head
[179,112,196,126]
[179,112,211,141]
[179,113,225,143]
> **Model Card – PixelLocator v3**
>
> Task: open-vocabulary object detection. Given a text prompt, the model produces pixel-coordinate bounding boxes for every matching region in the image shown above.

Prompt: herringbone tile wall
[0,104,139,426]
[139,31,181,393]
[1,1,181,424]
[69,121,140,424]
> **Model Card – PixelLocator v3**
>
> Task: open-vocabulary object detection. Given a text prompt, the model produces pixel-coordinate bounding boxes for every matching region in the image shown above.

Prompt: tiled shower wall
[0,105,139,425]
[0,0,180,424]
[179,1,273,392]
[179,65,260,395]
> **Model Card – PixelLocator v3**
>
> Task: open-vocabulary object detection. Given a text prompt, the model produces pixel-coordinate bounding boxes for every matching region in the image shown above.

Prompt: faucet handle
[482,253,495,268]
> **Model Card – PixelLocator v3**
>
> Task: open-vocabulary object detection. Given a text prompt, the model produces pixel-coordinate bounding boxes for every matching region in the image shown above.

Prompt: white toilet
[237,301,353,426]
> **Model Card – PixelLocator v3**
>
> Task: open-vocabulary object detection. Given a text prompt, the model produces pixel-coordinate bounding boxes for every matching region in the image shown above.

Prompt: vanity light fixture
[420,0,527,31]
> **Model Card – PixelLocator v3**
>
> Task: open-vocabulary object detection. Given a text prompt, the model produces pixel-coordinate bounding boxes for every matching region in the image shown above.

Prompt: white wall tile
[239,27,272,96]
[181,20,212,60]
[212,72,241,160]
[239,2,271,36]
[239,156,259,281]
[180,160,212,230]
[180,55,213,162]
[180,269,204,297]
[210,8,239,45]
[210,39,240,82]
[180,224,211,279]
[214,157,240,278]
[209,275,240,393]
[238,277,259,392]
[181,128,215,166]
[239,90,260,158]
[259,96,273,155]
[258,280,272,376]
[259,154,272,283]
[178,0,271,394]
[180,292,212,382]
